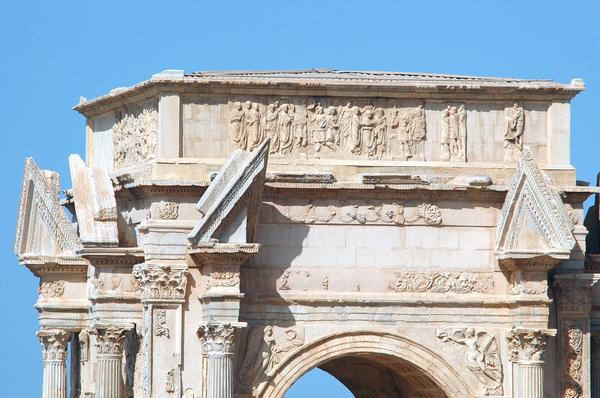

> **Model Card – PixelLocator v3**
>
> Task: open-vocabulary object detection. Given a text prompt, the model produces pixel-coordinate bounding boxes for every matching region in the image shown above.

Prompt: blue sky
[0,1,598,396]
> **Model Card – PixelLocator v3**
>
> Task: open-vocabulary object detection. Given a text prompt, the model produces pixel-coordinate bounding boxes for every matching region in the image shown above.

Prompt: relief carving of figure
[374,107,387,159]
[437,328,503,395]
[326,106,340,146]
[407,104,426,159]
[504,103,525,161]
[245,102,262,151]
[264,103,279,153]
[293,109,308,152]
[457,104,467,160]
[278,104,294,155]
[361,106,377,158]
[343,106,362,155]
[391,109,411,159]
[440,105,451,160]
[308,103,334,157]
[229,102,246,150]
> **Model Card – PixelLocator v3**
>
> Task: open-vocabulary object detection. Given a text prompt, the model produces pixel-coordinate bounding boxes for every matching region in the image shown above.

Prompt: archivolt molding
[256,330,476,398]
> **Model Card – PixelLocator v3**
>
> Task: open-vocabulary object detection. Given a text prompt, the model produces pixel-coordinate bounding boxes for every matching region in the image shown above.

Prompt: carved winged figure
[437,328,503,394]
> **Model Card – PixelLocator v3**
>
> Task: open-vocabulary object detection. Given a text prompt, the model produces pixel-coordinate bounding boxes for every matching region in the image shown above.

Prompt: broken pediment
[188,140,269,246]
[496,147,575,261]
[68,154,118,246]
[14,158,83,258]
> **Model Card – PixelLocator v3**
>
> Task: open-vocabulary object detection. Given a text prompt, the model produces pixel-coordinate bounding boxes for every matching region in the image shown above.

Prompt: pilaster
[592,334,600,398]
[38,329,70,398]
[133,263,188,398]
[507,327,553,398]
[555,275,594,398]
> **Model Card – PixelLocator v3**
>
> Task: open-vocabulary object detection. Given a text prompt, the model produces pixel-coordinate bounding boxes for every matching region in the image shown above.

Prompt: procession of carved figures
[437,328,503,395]
[229,100,426,160]
[113,100,158,168]
[229,99,527,161]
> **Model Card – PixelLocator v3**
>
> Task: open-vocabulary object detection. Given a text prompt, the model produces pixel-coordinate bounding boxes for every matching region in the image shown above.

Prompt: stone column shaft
[38,329,70,398]
[207,353,234,398]
[94,326,127,398]
[507,328,550,398]
[514,361,544,398]
[198,323,238,398]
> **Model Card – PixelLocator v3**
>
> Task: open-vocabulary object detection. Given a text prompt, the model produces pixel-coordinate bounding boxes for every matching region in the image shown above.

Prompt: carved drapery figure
[437,328,503,395]
[344,106,362,155]
[391,108,410,159]
[277,104,294,155]
[308,103,334,156]
[361,106,377,157]
[264,103,279,153]
[374,107,387,159]
[407,104,426,159]
[245,102,262,151]
[504,103,525,160]
[113,102,158,169]
[457,104,467,160]
[292,109,308,151]
[229,102,246,150]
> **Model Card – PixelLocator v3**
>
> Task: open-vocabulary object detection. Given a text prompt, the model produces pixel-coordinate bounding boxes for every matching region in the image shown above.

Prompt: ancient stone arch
[258,330,476,398]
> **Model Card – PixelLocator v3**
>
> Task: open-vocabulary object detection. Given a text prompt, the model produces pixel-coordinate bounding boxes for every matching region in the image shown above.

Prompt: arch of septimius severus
[14,69,600,398]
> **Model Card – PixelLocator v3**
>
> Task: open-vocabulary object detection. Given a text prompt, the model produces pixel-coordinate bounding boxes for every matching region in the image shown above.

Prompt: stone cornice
[75,71,584,117]
[79,247,145,266]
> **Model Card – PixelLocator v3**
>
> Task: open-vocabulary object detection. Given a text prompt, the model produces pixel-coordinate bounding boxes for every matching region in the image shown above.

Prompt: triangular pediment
[496,147,575,260]
[188,140,269,245]
[14,158,82,258]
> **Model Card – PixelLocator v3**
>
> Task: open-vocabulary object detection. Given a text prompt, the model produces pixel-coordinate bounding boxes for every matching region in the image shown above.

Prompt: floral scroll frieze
[437,327,503,395]
[158,201,179,220]
[562,322,584,398]
[208,267,240,289]
[282,202,441,225]
[39,280,65,298]
[155,309,170,338]
[388,272,494,294]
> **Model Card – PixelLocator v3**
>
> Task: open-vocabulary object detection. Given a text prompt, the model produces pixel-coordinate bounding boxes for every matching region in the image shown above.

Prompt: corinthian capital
[506,327,551,362]
[132,263,188,302]
[94,326,127,356]
[37,329,70,361]
[197,323,237,355]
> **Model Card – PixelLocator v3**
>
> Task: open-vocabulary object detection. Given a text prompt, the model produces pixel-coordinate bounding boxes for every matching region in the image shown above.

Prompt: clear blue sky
[0,1,598,397]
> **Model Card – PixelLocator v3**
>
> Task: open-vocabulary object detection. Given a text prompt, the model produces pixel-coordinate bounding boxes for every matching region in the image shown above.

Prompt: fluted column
[94,326,127,398]
[507,328,551,398]
[38,330,70,398]
[198,323,237,398]
[592,334,600,398]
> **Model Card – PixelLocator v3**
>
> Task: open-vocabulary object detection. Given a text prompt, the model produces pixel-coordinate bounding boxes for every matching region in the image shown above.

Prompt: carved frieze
[38,280,65,298]
[508,271,546,295]
[165,368,175,393]
[506,327,548,362]
[437,328,503,395]
[113,100,158,169]
[281,201,442,225]
[229,100,426,160]
[155,310,169,338]
[207,267,240,289]
[388,272,494,294]
[158,201,179,220]
[132,264,188,302]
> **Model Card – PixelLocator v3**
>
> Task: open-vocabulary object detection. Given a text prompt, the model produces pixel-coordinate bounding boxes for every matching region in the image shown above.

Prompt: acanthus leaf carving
[506,327,548,362]
[436,327,503,395]
[94,326,127,356]
[132,264,188,302]
[388,272,494,294]
[158,201,179,220]
[38,329,70,361]
[561,321,583,398]
[197,323,236,355]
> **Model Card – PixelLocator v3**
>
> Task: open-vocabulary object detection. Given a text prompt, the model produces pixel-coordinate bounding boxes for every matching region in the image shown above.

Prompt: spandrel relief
[228,99,427,160]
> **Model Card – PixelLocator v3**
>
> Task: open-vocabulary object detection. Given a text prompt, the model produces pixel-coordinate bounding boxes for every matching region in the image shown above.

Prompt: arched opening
[285,368,353,397]
[258,331,476,398]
